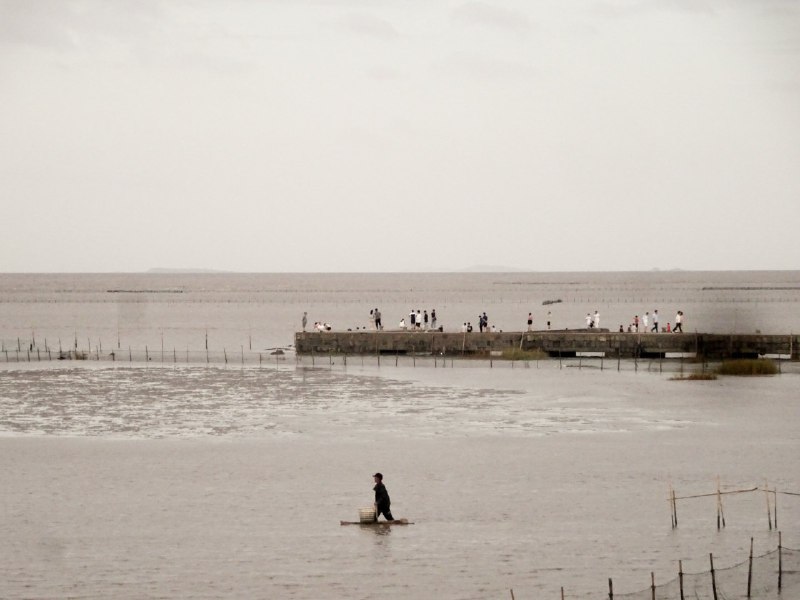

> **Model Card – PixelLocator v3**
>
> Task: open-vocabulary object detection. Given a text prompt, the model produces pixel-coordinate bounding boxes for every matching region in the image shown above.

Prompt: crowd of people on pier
[301,308,686,334]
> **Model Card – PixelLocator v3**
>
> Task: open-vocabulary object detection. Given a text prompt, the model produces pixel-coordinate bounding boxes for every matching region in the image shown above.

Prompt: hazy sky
[2,0,799,272]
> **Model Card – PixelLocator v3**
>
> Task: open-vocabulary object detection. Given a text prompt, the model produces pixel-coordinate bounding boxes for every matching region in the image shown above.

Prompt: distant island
[146,268,232,274]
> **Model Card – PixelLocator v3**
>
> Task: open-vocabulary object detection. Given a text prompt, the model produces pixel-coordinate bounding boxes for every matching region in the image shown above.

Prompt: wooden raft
[340,518,412,526]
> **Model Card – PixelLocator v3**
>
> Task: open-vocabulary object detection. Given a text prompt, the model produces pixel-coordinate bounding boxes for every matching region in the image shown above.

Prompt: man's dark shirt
[374,482,391,511]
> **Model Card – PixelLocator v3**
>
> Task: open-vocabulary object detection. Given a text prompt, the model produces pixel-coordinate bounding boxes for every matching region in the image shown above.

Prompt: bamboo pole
[669,483,675,528]
[679,560,685,600]
[765,480,773,530]
[650,572,655,600]
[710,554,718,600]
[608,577,613,600]
[672,488,678,528]
[772,487,778,528]
[778,531,783,591]
[747,537,753,598]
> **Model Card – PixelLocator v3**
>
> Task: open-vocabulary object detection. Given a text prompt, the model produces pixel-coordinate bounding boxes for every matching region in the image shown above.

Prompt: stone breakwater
[295,331,800,359]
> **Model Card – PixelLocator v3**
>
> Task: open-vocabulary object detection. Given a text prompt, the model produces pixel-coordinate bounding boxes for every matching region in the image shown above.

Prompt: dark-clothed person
[372,473,394,521]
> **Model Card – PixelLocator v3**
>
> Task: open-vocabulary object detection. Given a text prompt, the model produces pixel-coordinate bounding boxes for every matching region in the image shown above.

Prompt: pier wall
[295,331,800,360]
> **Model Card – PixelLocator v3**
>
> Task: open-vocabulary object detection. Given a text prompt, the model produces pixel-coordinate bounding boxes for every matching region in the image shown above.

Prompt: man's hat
[373,472,383,479]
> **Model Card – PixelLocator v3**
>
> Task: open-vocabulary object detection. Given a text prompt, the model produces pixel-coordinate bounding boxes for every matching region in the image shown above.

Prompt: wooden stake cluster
[669,478,790,529]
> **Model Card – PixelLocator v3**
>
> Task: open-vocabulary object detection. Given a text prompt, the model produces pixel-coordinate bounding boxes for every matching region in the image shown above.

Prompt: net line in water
[607,542,799,600]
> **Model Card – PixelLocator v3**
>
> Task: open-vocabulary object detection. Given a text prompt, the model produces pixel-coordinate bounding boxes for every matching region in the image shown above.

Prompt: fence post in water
[672,487,679,528]
[37,349,40,361]
[608,577,613,600]
[747,537,753,598]
[679,560,685,600]
[259,353,262,367]
[774,488,778,528]
[779,531,783,591]
[561,586,564,600]
[146,346,149,362]
[224,348,228,364]
[241,345,244,366]
[765,481,773,530]
[651,572,656,600]
[710,554,718,600]
[129,346,132,362]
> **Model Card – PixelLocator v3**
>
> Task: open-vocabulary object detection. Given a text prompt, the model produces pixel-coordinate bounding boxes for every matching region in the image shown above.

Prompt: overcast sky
[2,0,799,272]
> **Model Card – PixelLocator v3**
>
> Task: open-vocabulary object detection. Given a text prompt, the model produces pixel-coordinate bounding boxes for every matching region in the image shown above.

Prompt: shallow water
[1,272,798,599]
[1,363,798,599]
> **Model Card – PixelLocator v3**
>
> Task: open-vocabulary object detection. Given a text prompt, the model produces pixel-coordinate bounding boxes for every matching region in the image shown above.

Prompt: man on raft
[373,472,394,521]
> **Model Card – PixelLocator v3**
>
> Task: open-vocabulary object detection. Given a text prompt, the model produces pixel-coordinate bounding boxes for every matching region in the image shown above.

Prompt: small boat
[340,518,413,526]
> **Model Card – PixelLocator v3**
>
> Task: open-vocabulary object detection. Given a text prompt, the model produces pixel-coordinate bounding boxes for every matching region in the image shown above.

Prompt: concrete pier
[295,331,800,360]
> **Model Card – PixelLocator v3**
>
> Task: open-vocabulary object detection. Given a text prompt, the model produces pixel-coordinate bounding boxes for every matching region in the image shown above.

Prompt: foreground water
[1,362,798,599]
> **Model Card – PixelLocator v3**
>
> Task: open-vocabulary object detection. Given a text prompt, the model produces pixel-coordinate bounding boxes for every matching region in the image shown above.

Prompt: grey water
[1,272,799,599]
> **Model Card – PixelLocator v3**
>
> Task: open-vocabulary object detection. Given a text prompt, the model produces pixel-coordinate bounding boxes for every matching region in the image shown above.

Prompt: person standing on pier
[593,311,600,329]
[643,312,649,332]
[527,313,533,331]
[674,311,683,332]
[374,308,382,331]
[431,309,437,330]
[423,310,429,330]
[651,310,659,332]
[302,312,308,332]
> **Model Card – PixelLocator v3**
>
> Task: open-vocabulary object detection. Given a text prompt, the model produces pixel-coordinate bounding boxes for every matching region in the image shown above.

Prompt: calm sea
[1,272,798,599]
[1,271,799,353]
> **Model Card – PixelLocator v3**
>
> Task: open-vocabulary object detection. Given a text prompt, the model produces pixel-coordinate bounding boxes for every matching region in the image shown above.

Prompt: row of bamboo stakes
[668,478,800,530]
[509,532,787,599]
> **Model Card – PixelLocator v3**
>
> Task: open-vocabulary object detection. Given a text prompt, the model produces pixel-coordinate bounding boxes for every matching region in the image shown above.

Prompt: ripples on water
[0,365,685,439]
